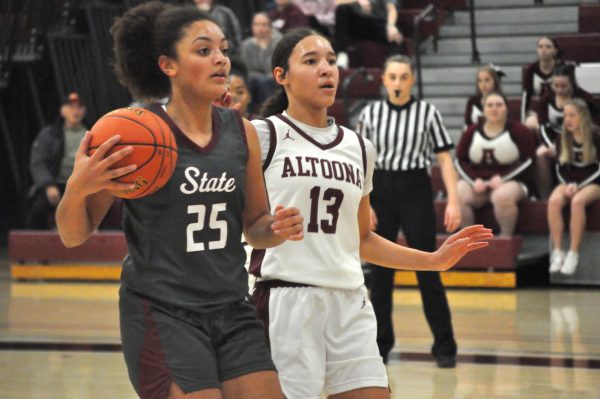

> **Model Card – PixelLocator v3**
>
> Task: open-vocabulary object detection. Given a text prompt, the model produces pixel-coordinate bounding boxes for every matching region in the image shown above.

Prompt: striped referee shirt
[357,97,454,171]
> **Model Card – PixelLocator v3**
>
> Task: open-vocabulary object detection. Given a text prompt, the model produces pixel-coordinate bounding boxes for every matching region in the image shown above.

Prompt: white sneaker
[336,52,349,69]
[549,249,564,273]
[561,251,579,275]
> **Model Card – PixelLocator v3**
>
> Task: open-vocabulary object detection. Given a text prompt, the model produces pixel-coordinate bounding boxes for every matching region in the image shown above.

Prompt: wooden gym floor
[1,257,599,398]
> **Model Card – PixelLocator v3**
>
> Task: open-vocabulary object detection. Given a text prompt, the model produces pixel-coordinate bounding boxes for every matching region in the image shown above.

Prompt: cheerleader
[456,92,537,236]
[547,99,600,275]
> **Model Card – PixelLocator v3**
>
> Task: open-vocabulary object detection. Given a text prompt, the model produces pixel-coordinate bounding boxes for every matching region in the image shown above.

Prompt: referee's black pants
[368,169,457,362]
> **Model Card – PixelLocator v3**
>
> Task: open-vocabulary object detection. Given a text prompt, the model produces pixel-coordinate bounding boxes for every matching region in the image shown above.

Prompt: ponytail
[260,89,288,117]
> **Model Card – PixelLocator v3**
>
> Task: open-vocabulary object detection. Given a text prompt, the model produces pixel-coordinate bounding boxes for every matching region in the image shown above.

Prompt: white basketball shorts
[267,285,388,399]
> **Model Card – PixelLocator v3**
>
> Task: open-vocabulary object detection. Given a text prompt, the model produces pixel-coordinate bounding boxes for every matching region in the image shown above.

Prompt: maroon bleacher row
[9,167,600,273]
[9,196,600,272]
[429,164,600,234]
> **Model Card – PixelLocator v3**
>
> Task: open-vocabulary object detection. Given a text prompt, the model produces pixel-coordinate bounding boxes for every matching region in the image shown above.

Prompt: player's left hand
[434,225,493,270]
[271,205,304,241]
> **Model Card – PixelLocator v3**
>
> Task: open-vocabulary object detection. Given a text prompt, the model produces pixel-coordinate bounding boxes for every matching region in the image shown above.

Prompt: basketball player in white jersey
[249,28,493,399]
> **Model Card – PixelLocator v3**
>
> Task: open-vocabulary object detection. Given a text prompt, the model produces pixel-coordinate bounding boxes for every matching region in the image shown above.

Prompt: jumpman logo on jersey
[361,297,366,309]
[283,130,295,141]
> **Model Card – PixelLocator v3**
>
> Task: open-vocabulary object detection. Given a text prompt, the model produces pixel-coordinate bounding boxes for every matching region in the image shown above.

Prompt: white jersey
[251,112,375,289]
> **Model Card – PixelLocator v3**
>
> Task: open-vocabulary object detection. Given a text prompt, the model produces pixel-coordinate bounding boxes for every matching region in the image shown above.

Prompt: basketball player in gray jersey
[120,104,251,309]
[55,3,303,398]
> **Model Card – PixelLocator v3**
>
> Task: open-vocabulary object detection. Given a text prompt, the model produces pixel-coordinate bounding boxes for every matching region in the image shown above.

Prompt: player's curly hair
[110,1,214,101]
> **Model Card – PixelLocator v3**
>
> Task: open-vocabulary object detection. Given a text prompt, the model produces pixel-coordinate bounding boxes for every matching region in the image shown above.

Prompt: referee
[357,55,461,368]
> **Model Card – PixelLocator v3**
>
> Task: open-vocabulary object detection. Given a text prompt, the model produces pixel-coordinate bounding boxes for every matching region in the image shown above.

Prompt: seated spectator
[292,0,336,36]
[335,0,402,69]
[547,99,600,275]
[27,92,87,229]
[241,12,281,112]
[522,36,563,114]
[228,58,255,119]
[269,0,309,33]
[526,64,597,199]
[194,0,242,54]
[456,92,537,237]
[464,64,505,130]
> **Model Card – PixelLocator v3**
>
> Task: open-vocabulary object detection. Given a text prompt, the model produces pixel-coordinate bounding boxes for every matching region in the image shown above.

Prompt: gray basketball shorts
[119,287,276,398]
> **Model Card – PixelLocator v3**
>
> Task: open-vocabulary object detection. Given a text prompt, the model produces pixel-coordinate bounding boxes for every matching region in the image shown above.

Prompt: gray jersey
[121,105,249,310]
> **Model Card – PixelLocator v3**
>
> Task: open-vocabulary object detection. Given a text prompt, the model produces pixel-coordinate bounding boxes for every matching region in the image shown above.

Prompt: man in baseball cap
[26,91,87,228]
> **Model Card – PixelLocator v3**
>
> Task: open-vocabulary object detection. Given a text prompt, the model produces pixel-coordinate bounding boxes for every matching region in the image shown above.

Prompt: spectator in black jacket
[27,92,87,229]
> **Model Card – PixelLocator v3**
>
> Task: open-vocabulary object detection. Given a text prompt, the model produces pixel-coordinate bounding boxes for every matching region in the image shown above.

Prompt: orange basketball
[88,107,178,199]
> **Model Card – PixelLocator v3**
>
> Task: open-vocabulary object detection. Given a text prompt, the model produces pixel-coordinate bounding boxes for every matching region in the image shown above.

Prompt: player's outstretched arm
[56,132,137,247]
[242,120,304,249]
[358,195,493,271]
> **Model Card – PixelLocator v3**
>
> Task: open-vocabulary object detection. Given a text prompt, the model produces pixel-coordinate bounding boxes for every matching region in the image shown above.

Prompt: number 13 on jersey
[307,186,344,234]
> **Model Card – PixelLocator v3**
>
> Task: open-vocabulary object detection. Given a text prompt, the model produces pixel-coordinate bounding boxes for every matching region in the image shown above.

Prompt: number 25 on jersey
[186,203,228,252]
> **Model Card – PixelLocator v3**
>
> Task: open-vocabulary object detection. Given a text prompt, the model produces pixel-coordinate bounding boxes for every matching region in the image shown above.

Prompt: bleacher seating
[507,97,524,122]
[337,68,382,99]
[396,7,447,41]
[433,199,552,235]
[410,165,600,288]
[430,164,600,233]
[9,230,126,281]
[345,1,447,68]
[552,33,600,64]
[579,3,600,34]
[8,194,599,288]
[575,63,600,95]
[328,100,347,126]
[329,67,383,126]
[402,0,468,12]
[438,0,467,11]
[347,40,414,69]
[397,234,523,271]
[396,199,544,288]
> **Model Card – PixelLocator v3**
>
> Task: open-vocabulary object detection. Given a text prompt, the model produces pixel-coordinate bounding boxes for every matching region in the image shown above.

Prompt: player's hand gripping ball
[87,107,178,199]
